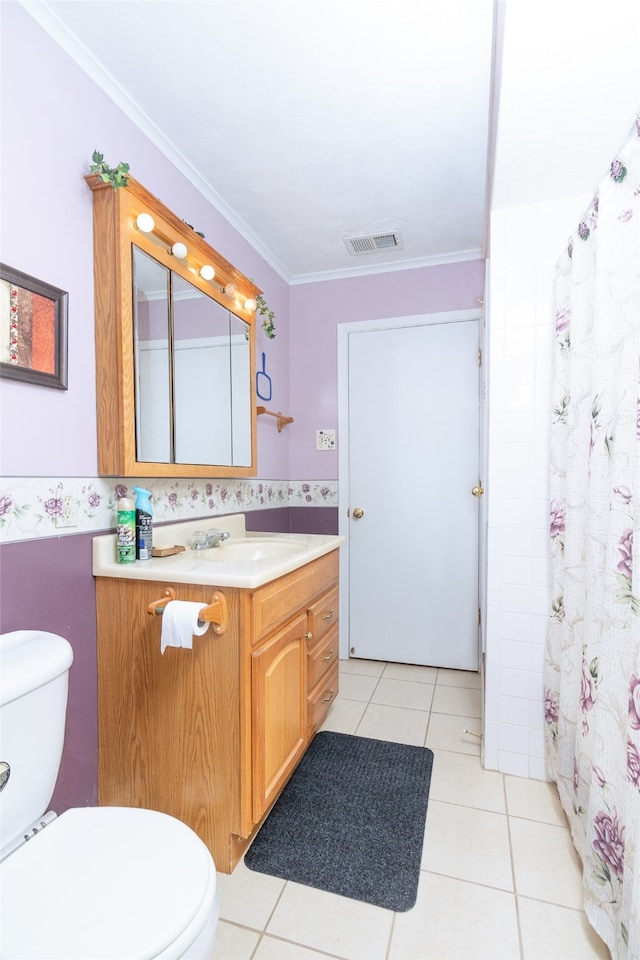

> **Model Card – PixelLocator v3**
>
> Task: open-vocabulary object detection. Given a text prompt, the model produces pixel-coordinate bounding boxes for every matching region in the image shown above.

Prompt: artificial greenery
[88,150,276,340]
[89,150,130,188]
[183,220,205,239]
[256,293,276,339]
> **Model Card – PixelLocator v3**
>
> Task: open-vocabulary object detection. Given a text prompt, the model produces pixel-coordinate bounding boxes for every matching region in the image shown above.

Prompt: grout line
[503,773,525,960]
[251,929,349,960]
[385,910,397,960]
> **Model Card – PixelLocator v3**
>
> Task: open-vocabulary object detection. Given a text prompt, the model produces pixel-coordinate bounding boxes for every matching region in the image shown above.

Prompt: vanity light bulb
[171,242,188,259]
[136,213,155,233]
[199,264,215,281]
[225,283,237,298]
[243,298,256,312]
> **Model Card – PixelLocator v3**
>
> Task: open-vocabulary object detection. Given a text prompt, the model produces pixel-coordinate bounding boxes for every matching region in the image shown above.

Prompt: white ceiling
[20,1,640,284]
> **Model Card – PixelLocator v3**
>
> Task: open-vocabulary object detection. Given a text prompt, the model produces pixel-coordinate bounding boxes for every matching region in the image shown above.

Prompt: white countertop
[93,514,344,589]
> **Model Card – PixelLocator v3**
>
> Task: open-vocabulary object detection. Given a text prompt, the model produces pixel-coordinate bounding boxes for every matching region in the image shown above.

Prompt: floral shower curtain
[545,113,640,959]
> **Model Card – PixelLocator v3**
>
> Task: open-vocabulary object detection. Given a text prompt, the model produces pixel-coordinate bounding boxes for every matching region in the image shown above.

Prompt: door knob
[471,485,484,497]
[352,507,365,519]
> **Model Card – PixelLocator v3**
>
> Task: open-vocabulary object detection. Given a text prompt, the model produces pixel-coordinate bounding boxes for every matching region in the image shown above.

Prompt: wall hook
[257,405,294,432]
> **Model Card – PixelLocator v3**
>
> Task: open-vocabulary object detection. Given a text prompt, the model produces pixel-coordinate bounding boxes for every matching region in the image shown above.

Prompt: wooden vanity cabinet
[306,585,339,737]
[95,549,339,873]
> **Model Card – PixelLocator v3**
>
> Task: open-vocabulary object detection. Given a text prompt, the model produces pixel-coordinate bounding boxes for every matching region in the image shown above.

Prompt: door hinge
[477,348,482,366]
[477,607,482,626]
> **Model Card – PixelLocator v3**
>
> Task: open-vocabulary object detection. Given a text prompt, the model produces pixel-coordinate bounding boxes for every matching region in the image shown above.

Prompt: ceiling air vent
[343,232,404,256]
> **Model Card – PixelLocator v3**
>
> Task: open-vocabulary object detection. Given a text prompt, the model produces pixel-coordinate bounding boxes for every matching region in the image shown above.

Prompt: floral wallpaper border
[0,477,338,544]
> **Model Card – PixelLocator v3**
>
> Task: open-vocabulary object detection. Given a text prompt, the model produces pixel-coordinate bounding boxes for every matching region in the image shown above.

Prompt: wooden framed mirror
[87,174,259,477]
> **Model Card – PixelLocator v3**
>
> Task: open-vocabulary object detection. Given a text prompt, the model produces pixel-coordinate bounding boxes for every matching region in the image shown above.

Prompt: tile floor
[213,659,610,960]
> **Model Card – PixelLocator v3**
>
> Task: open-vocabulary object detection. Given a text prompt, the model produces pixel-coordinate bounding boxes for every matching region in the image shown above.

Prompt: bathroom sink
[199,538,305,562]
[93,515,345,588]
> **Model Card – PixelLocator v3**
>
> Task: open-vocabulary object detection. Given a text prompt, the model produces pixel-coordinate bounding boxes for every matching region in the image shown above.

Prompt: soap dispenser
[133,486,153,560]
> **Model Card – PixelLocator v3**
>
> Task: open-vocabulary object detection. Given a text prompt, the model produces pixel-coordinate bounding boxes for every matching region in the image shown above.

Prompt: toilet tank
[0,631,74,856]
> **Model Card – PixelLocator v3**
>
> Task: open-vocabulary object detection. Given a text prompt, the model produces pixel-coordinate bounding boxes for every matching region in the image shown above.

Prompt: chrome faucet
[191,529,231,550]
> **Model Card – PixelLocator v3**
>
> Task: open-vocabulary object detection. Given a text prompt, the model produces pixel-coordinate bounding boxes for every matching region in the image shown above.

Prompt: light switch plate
[316,429,336,451]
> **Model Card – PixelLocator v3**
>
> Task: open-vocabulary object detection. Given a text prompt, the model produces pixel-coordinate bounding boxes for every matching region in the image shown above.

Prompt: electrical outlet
[56,494,78,528]
[316,429,336,451]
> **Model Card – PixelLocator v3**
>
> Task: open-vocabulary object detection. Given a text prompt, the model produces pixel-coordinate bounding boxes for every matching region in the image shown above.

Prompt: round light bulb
[136,212,155,233]
[199,264,215,281]
[243,298,256,312]
[171,242,188,259]
[225,283,237,298]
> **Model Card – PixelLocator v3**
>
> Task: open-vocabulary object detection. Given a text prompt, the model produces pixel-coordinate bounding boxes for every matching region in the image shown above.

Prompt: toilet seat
[0,806,218,960]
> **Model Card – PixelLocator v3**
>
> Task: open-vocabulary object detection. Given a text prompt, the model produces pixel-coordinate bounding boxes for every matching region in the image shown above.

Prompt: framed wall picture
[0,263,68,389]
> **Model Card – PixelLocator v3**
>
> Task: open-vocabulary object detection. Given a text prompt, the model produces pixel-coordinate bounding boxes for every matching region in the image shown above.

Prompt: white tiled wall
[484,194,590,778]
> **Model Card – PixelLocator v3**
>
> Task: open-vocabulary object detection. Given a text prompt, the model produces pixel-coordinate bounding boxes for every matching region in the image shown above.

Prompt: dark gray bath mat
[244,731,434,911]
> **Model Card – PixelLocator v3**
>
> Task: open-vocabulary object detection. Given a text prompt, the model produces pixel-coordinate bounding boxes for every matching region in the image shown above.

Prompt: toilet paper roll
[160,600,210,654]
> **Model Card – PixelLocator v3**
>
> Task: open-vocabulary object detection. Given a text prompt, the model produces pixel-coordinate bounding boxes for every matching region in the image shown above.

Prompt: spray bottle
[133,486,153,560]
[116,495,136,564]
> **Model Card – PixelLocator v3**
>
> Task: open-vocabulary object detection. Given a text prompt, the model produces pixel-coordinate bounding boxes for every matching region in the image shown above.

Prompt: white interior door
[344,317,481,669]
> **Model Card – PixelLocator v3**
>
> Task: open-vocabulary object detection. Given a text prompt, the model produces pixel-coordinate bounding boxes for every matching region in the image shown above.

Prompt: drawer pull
[304,631,313,641]
[322,609,335,620]
[322,649,335,662]
[322,689,336,703]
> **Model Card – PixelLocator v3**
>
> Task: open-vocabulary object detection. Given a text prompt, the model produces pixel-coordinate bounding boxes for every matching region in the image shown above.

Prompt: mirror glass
[132,246,252,466]
[133,248,171,462]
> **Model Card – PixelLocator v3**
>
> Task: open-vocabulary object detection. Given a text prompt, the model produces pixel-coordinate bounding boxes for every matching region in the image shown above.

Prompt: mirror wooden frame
[0,263,68,390]
[86,174,259,478]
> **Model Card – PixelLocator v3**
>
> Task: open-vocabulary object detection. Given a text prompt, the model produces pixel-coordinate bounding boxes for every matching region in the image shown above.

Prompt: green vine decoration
[89,150,130,189]
[183,220,205,239]
[88,153,276,340]
[256,293,276,339]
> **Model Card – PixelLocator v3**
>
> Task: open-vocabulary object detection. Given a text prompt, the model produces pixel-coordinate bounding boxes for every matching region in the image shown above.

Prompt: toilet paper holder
[147,587,228,635]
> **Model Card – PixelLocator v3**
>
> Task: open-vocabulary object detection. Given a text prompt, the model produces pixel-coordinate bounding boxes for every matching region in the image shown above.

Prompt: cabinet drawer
[307,585,339,645]
[307,626,339,692]
[251,551,338,645]
[307,662,339,736]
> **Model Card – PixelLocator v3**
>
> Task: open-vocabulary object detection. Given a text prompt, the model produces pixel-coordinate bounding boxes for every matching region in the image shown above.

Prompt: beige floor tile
[422,800,513,891]
[437,668,481,688]
[217,859,285,929]
[356,702,429,746]
[337,672,379,702]
[382,662,438,684]
[320,696,367,734]
[390,871,520,959]
[266,881,393,960]
[339,657,386,677]
[428,749,505,813]
[510,817,585,909]
[426,712,482,756]
[518,896,610,959]
[213,658,602,960]
[371,677,435,711]
[255,934,346,959]
[505,774,567,826]
[432,683,482,718]
[212,921,260,960]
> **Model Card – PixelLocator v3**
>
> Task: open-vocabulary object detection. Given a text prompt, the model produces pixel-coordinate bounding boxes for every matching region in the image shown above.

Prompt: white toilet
[0,630,219,960]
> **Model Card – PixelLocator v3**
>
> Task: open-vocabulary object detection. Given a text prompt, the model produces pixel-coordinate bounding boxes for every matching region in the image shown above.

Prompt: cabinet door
[252,613,307,822]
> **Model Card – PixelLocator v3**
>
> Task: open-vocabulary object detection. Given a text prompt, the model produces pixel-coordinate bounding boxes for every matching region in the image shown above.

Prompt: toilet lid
[0,806,217,960]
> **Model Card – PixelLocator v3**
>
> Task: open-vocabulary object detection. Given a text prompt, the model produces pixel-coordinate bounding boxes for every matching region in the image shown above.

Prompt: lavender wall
[0,533,99,808]
[0,2,289,481]
[288,261,485,478]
